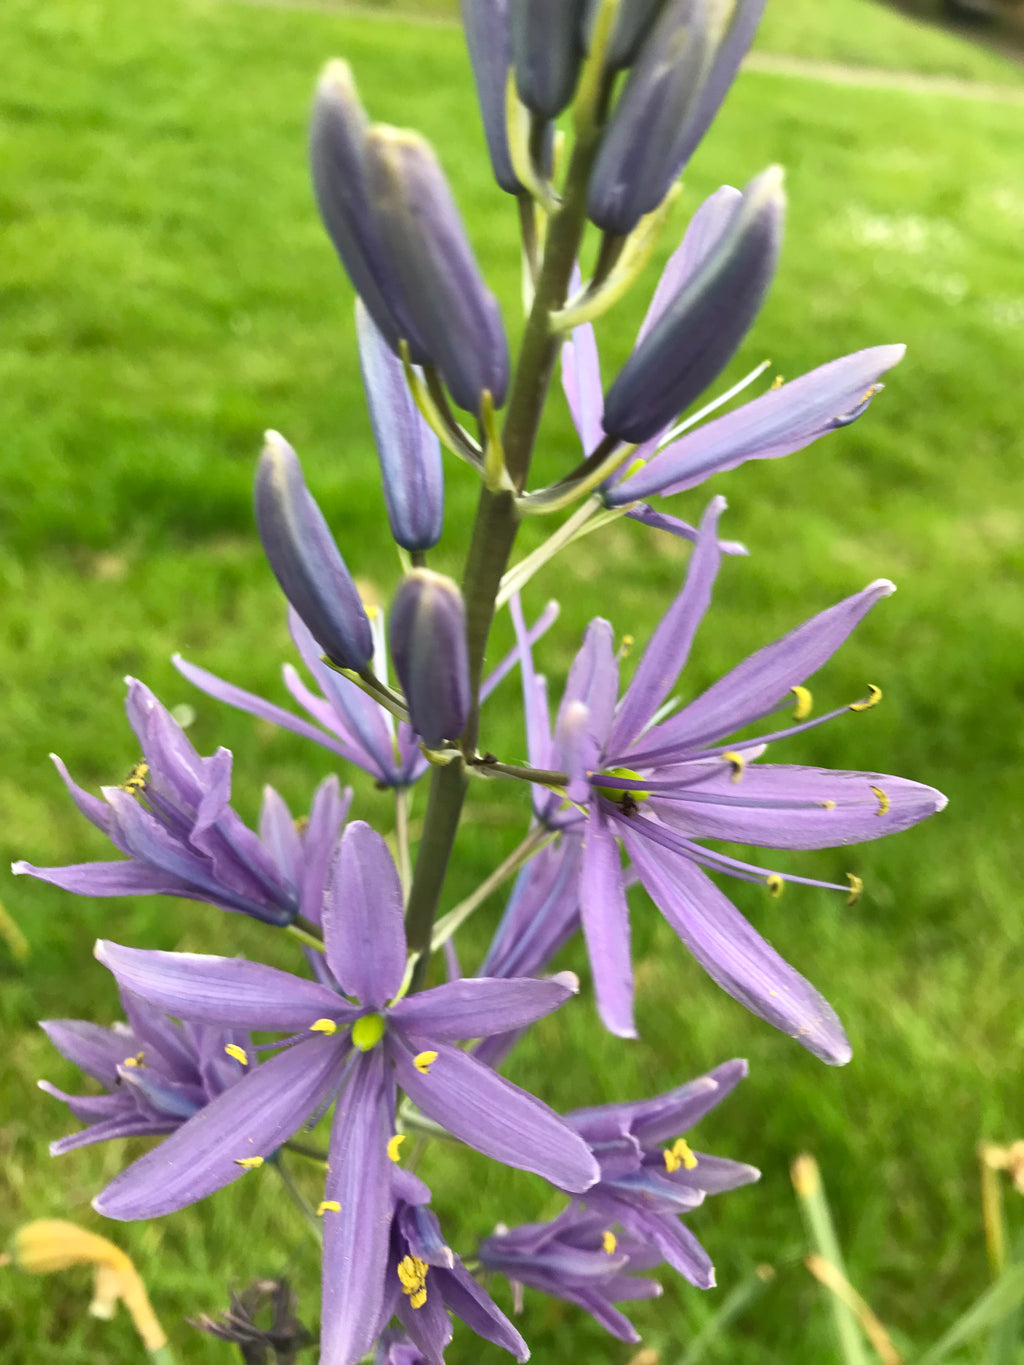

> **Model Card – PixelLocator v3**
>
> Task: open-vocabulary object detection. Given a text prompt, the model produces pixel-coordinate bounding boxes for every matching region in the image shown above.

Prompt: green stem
[272,1156,322,1246]
[405,759,469,990]
[792,1154,870,1365]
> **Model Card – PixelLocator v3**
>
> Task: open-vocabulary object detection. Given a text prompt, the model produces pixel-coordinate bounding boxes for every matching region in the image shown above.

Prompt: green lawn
[2,0,1024,1361]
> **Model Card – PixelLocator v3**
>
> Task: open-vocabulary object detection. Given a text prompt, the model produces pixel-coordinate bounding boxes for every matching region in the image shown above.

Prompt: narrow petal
[637,189,743,346]
[324,822,406,1008]
[554,619,618,757]
[173,653,350,759]
[631,579,896,760]
[618,826,851,1064]
[321,1050,394,1365]
[95,941,349,1031]
[481,597,560,703]
[652,764,947,849]
[561,315,605,454]
[94,1035,348,1219]
[389,972,578,1041]
[630,1060,747,1145]
[12,858,200,900]
[436,1264,529,1360]
[39,1020,132,1086]
[49,753,115,836]
[53,1113,175,1155]
[612,345,905,502]
[610,496,725,753]
[300,776,352,926]
[390,1036,599,1192]
[580,810,636,1039]
[509,593,556,774]
[623,504,748,556]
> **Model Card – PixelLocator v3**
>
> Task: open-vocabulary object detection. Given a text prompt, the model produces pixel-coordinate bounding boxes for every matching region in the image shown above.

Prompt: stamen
[766,874,784,899]
[869,785,890,816]
[849,684,882,712]
[397,1255,428,1309]
[121,761,149,795]
[387,1134,406,1164]
[317,1200,341,1216]
[722,751,747,784]
[122,1053,145,1068]
[820,800,837,811]
[224,1044,248,1066]
[602,1230,617,1254]
[309,1018,337,1035]
[771,374,785,390]
[618,633,634,660]
[664,1138,698,1172]
[413,1050,438,1075]
[846,874,864,906]
[791,686,812,720]
[234,1156,264,1169]
[293,815,309,834]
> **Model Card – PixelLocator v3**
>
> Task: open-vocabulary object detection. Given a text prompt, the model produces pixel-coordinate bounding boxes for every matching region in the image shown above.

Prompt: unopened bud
[254,433,373,671]
[580,0,666,69]
[389,571,470,748]
[460,0,521,193]
[512,0,585,118]
[603,167,785,443]
[356,301,444,551]
[366,127,509,414]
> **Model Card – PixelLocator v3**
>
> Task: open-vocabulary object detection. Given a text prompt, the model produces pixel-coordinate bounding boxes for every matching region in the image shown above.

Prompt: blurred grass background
[2,0,1024,1359]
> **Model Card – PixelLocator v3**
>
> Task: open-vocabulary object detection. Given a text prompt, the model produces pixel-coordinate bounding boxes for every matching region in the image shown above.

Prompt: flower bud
[459,0,520,193]
[356,300,444,552]
[254,432,373,671]
[587,0,712,234]
[310,61,429,362]
[603,166,785,444]
[365,127,510,414]
[388,570,470,748]
[580,0,666,69]
[512,0,585,118]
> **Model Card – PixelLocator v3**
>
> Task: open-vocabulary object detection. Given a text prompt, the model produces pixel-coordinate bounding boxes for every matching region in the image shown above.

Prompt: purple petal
[554,619,618,763]
[435,1265,529,1361]
[623,504,749,556]
[509,593,556,777]
[39,1020,132,1086]
[482,598,560,703]
[561,316,605,453]
[580,809,636,1039]
[321,1050,395,1365]
[638,188,744,346]
[674,1152,760,1195]
[95,941,351,1031]
[610,496,725,754]
[94,1035,348,1219]
[173,653,351,760]
[12,857,201,900]
[300,776,352,925]
[652,764,947,849]
[49,753,115,836]
[612,345,905,502]
[324,822,406,1008]
[631,579,896,760]
[629,1060,747,1145]
[259,786,302,889]
[389,1036,599,1192]
[617,1201,715,1288]
[52,1113,176,1155]
[389,972,578,1041]
[120,992,199,1081]
[618,825,852,1064]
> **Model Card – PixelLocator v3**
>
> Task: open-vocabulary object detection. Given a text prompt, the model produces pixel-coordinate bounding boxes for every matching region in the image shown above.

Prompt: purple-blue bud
[310,62,429,363]
[254,432,373,671]
[356,301,444,552]
[587,0,712,234]
[602,166,785,444]
[512,0,585,118]
[365,126,509,414]
[389,570,470,748]
[459,0,521,193]
[581,0,667,69]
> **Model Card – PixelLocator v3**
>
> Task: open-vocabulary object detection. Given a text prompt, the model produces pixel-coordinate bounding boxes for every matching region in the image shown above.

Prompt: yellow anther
[309,1018,338,1035]
[766,873,784,899]
[602,1230,617,1255]
[224,1044,248,1066]
[869,785,891,817]
[317,1200,341,1216]
[293,815,309,834]
[397,1255,428,1309]
[846,873,864,906]
[771,374,785,390]
[122,1053,145,1068]
[387,1134,406,1164]
[791,685,812,720]
[234,1156,264,1169]
[619,634,635,660]
[413,1050,438,1075]
[722,751,747,784]
[849,684,882,713]
[121,762,149,795]
[820,799,837,811]
[664,1138,698,1173]
[365,603,380,621]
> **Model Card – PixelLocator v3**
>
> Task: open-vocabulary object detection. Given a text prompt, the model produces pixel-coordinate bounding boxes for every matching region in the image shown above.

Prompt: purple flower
[563,188,905,511]
[373,1167,528,1363]
[479,1209,663,1342]
[13,679,350,927]
[90,822,598,1365]
[40,990,251,1156]
[509,500,947,1057]
[175,601,560,790]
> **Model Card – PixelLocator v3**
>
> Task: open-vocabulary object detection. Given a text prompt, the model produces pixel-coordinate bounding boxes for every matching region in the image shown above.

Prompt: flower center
[351,1013,386,1051]
[595,767,650,805]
